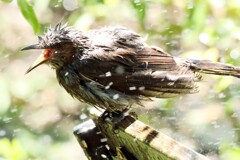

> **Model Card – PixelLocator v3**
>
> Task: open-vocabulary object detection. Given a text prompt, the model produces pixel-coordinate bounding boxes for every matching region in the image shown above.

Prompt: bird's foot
[100,109,138,132]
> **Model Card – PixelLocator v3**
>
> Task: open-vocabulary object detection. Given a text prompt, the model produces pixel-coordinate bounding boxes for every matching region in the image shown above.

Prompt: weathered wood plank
[74,108,209,160]
[73,119,114,160]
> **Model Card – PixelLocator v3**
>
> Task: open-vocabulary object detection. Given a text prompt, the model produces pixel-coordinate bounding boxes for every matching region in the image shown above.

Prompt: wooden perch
[73,108,209,160]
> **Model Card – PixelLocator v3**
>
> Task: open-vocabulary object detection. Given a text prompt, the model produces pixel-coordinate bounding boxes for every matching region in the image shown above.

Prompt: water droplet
[231,113,238,118]
[211,121,220,128]
[166,74,178,81]
[0,130,6,136]
[115,66,125,74]
[101,154,107,158]
[80,113,88,120]
[113,94,119,99]
[100,138,108,143]
[199,33,210,44]
[10,108,18,113]
[105,71,112,77]
[64,77,69,84]
[105,145,110,150]
[3,117,12,123]
[105,82,113,90]
[65,72,69,76]
[218,93,226,99]
[230,49,239,59]
[63,0,79,11]
[129,86,136,90]
[138,86,145,90]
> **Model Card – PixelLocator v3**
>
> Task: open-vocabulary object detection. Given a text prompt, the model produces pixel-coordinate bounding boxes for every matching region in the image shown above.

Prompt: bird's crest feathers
[38,23,77,48]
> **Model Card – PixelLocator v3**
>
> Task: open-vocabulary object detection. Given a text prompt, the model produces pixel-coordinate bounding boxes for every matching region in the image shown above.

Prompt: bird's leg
[100,110,114,122]
[100,108,138,131]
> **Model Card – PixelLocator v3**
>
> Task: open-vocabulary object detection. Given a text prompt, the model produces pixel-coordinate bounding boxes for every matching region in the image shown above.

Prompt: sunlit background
[1,0,240,159]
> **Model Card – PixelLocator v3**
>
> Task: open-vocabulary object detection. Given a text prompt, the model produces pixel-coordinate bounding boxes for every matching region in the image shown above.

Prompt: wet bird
[22,23,240,113]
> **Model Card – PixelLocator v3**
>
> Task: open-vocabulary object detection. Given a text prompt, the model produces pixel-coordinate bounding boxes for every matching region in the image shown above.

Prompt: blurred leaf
[1,0,13,3]
[0,138,28,160]
[83,0,104,5]
[0,75,11,114]
[152,0,170,5]
[103,0,120,7]
[74,13,94,30]
[181,48,219,61]
[204,48,219,61]
[131,0,146,28]
[187,0,208,31]
[185,0,209,43]
[220,145,240,160]
[17,0,40,34]
[214,77,233,93]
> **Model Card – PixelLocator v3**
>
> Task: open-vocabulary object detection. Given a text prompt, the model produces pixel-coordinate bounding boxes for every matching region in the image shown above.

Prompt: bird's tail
[188,59,240,78]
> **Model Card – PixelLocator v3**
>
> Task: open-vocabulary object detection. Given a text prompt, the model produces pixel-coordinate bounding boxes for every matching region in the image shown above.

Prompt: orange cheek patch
[43,49,53,58]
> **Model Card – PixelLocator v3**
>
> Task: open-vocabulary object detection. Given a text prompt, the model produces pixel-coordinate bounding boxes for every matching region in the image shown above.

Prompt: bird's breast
[55,66,137,111]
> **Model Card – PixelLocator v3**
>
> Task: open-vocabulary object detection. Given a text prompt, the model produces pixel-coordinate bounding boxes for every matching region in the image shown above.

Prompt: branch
[74,108,209,160]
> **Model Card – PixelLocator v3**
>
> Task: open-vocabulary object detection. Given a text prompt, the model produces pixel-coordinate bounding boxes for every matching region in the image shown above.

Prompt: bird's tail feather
[189,59,240,78]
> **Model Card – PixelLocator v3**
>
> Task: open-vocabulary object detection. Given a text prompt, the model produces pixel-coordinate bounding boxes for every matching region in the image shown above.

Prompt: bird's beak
[21,44,49,74]
[25,51,48,74]
[21,44,41,51]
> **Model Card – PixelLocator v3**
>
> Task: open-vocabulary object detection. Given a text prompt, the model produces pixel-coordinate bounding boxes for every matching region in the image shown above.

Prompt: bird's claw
[99,109,138,132]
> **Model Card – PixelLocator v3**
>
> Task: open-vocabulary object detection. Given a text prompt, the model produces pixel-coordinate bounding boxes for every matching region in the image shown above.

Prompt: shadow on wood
[73,108,209,160]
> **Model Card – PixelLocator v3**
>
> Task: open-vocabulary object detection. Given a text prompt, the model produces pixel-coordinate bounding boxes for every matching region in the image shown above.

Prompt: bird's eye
[43,49,53,58]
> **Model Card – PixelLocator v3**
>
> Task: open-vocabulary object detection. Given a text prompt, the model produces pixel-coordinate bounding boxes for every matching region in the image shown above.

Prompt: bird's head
[22,23,85,73]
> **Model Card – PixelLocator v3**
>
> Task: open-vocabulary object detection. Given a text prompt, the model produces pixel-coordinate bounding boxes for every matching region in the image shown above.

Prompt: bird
[22,23,240,113]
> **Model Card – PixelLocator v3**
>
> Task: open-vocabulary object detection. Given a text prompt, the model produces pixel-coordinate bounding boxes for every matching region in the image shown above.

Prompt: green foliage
[17,0,41,34]
[0,138,28,160]
[82,0,104,5]
[130,0,146,29]
[1,0,13,3]
[186,0,208,36]
[220,145,240,160]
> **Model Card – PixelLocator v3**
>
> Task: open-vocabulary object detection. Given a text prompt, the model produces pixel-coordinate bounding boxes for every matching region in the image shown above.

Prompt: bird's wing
[74,27,240,98]
[75,44,200,98]
[72,27,199,98]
